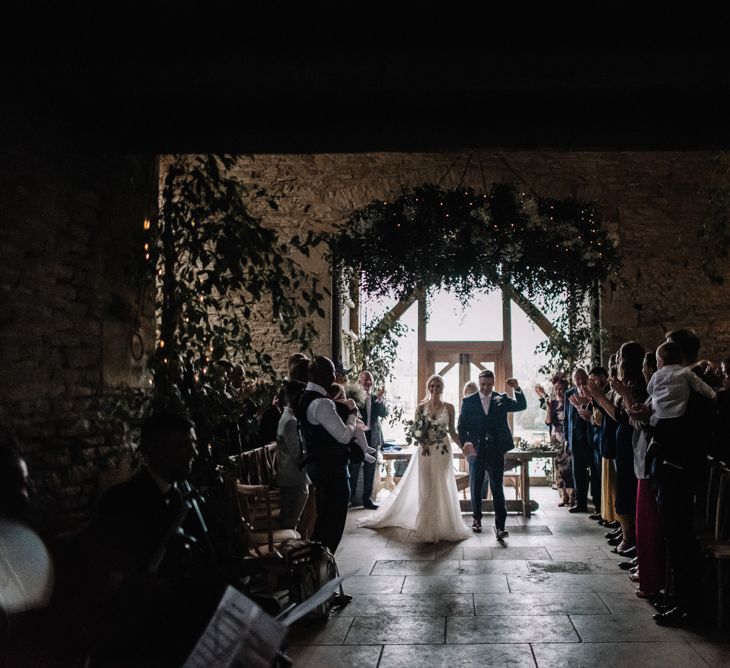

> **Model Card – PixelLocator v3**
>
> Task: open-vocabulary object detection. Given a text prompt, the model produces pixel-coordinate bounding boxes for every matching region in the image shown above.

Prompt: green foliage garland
[332,183,620,373]
[333,183,618,308]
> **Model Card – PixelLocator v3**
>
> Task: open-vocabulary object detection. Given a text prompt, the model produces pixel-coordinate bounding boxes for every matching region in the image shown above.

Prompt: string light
[143,218,151,230]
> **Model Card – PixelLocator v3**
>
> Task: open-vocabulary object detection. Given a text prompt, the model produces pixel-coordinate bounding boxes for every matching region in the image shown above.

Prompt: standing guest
[464,380,487,500]
[605,342,647,556]
[328,383,376,464]
[288,353,310,384]
[665,329,716,502]
[628,351,666,599]
[564,369,596,513]
[349,370,387,510]
[463,380,479,398]
[257,393,282,446]
[585,366,608,520]
[276,381,310,531]
[296,356,358,555]
[536,377,574,507]
[714,357,730,461]
[632,340,716,624]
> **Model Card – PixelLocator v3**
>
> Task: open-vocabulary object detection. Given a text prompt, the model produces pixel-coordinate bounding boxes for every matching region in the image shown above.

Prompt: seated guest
[59,412,225,667]
[276,381,311,530]
[0,429,55,666]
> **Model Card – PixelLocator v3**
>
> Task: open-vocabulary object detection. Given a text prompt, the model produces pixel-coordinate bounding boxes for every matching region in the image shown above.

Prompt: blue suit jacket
[563,387,592,454]
[457,389,527,456]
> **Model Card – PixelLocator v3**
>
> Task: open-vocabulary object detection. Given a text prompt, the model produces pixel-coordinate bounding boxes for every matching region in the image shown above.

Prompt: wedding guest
[585,366,608,520]
[58,412,225,667]
[465,380,487,500]
[296,356,358,554]
[349,370,387,510]
[609,342,647,556]
[633,340,716,623]
[629,351,666,600]
[328,383,376,464]
[536,377,574,507]
[288,353,310,384]
[714,357,730,461]
[564,368,596,513]
[0,430,54,666]
[463,380,478,398]
[665,328,715,501]
[276,381,310,531]
[257,392,282,446]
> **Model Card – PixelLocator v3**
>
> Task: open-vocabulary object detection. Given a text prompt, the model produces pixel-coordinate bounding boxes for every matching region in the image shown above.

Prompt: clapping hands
[627,402,651,421]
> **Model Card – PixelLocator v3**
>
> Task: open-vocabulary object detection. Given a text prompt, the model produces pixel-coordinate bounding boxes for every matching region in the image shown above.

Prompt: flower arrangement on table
[403,411,450,456]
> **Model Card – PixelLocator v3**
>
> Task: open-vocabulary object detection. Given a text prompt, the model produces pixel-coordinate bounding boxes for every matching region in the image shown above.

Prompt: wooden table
[381,446,558,518]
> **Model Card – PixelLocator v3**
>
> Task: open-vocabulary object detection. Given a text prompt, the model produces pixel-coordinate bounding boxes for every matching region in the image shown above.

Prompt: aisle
[287,486,729,667]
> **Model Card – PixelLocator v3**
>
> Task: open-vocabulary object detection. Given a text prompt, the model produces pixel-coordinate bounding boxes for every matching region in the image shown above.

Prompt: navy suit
[458,389,527,528]
[564,387,600,511]
[350,393,387,505]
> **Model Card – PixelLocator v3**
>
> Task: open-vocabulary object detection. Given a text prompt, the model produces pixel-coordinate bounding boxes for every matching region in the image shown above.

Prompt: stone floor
[287,486,730,667]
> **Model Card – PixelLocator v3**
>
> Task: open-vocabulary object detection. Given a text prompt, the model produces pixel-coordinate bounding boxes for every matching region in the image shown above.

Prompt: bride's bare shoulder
[444,402,456,413]
[417,400,429,408]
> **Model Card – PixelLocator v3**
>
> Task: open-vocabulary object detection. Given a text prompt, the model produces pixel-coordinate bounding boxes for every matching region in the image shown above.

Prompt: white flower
[415,430,422,437]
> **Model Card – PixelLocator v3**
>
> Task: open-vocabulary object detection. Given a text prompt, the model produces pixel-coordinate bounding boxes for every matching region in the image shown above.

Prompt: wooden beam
[500,283,557,340]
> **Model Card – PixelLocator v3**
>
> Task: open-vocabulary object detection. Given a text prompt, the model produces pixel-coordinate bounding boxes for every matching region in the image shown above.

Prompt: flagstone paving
[287,486,730,667]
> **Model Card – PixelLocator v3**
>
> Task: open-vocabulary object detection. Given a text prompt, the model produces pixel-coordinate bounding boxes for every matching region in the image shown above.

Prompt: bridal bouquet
[403,412,449,456]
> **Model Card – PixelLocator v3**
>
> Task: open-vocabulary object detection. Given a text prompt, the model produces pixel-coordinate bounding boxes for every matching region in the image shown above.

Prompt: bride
[359,374,472,542]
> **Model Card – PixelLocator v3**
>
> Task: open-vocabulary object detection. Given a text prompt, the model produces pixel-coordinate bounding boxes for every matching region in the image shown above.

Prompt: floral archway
[330,182,620,376]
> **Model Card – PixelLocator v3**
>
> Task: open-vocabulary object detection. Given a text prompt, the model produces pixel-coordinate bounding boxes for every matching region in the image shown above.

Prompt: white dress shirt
[479,391,492,415]
[304,382,357,443]
[646,364,717,426]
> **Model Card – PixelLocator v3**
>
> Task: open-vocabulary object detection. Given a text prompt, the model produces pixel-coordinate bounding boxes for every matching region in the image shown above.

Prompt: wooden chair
[706,457,728,530]
[704,469,730,629]
[234,482,299,556]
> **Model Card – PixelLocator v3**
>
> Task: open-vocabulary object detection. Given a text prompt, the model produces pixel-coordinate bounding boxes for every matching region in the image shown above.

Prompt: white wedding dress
[359,404,472,542]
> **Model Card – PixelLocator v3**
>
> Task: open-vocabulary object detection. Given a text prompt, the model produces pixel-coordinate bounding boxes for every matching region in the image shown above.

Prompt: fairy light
[159,340,165,348]
[143,218,151,230]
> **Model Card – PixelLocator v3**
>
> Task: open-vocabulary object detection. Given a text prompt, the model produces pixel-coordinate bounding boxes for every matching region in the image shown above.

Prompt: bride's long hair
[422,373,445,402]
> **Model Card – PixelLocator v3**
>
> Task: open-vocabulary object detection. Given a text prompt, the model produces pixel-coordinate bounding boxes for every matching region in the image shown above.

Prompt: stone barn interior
[2,13,730,668]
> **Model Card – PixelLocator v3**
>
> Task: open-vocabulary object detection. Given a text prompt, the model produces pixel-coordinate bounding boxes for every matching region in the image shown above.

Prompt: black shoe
[568,506,589,513]
[605,520,620,529]
[605,529,621,539]
[363,501,379,510]
[617,545,637,558]
[618,561,634,570]
[607,536,623,546]
[332,592,352,608]
[494,527,509,540]
[653,606,695,626]
[472,518,482,533]
[589,513,602,520]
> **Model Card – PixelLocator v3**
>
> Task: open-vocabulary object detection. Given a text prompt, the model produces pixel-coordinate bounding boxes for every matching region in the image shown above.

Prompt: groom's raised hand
[506,378,521,390]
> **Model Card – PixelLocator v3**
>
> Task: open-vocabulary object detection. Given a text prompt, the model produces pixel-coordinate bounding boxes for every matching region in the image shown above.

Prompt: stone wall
[223,151,730,366]
[4,148,729,531]
[0,142,157,532]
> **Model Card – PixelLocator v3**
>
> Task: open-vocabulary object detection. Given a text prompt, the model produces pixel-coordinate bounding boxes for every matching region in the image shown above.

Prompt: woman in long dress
[359,374,472,542]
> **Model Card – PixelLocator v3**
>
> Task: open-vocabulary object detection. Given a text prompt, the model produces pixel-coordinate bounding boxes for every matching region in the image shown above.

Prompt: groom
[458,370,527,538]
